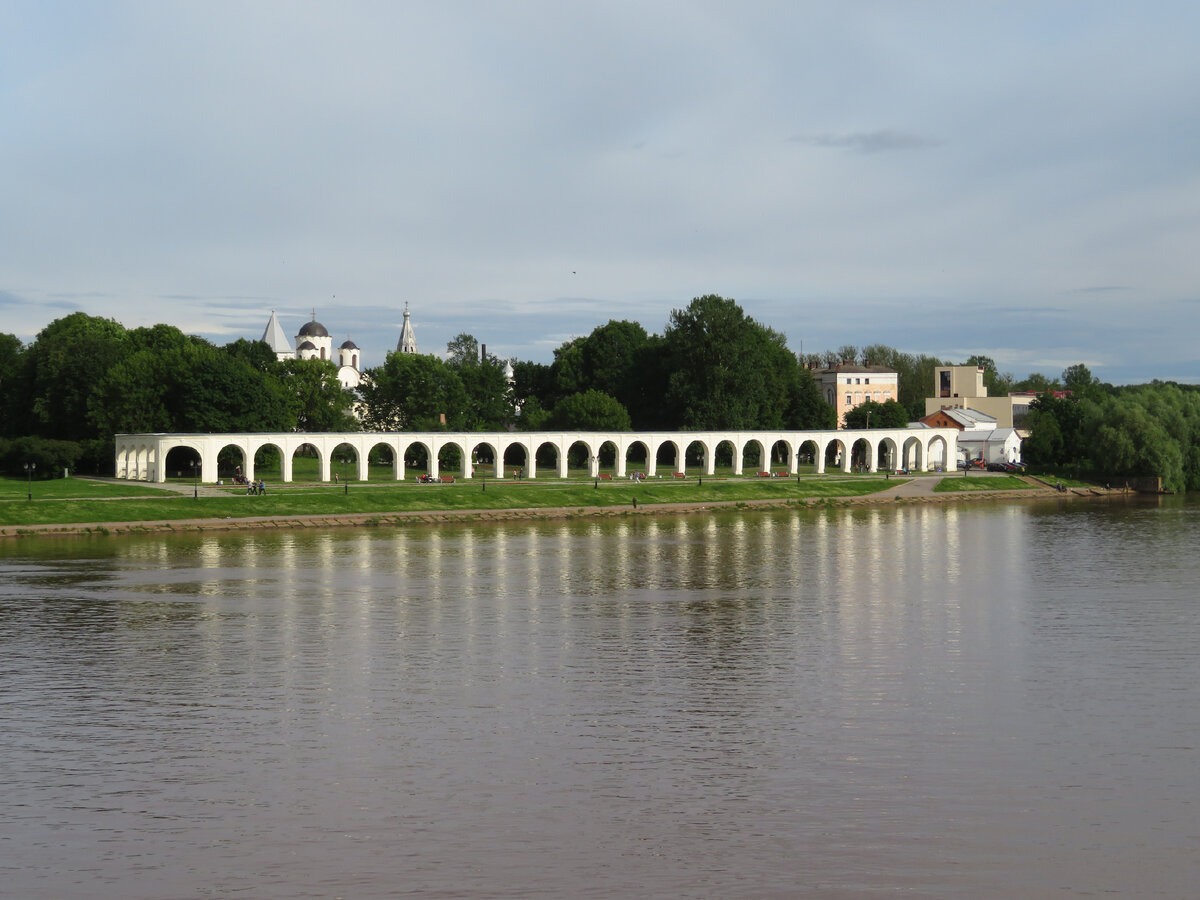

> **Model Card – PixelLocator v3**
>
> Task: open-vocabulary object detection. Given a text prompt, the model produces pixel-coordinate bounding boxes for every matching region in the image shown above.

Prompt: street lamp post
[191,459,199,499]
[24,461,35,501]
[591,454,598,489]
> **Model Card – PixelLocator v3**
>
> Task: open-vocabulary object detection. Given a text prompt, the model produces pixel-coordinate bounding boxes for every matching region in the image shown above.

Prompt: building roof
[298,319,330,338]
[945,407,996,428]
[340,339,359,350]
[261,310,293,354]
[396,304,418,354]
[296,340,316,352]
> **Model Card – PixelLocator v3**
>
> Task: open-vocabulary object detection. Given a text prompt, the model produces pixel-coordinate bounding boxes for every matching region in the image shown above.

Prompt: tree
[458,360,514,430]
[0,333,29,438]
[548,390,632,431]
[843,399,908,430]
[658,295,801,430]
[359,352,468,431]
[786,365,838,430]
[1062,363,1101,400]
[445,333,481,368]
[28,313,131,440]
[277,358,357,431]
[224,337,279,372]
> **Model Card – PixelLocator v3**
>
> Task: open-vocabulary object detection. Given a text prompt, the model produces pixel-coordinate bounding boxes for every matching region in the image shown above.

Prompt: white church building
[260,305,422,390]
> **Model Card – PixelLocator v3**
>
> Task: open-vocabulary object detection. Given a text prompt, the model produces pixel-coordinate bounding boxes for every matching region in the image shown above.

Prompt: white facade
[115,427,960,484]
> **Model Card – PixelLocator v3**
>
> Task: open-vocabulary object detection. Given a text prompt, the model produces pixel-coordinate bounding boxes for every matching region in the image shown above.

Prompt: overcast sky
[3,1,1198,384]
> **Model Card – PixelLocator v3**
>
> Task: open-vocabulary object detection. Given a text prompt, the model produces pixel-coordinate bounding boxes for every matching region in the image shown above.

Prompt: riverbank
[0,474,1125,539]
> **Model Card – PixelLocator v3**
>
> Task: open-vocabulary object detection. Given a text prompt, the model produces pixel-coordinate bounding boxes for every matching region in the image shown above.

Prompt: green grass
[1,474,899,527]
[933,474,1035,492]
[0,477,174,501]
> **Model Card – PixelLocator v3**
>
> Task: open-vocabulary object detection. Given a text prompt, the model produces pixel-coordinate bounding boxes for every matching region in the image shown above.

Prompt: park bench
[598,473,612,480]
[757,471,772,478]
[673,472,686,479]
[439,474,455,483]
[774,470,787,477]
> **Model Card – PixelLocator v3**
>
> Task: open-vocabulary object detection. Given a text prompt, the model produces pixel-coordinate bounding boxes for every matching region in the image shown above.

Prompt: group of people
[247,479,266,495]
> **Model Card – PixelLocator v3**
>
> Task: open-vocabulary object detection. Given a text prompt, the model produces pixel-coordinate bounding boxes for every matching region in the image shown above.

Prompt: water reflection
[1,499,1197,898]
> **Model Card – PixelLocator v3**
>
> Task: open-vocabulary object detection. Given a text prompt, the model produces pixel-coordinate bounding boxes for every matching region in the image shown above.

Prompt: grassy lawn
[934,474,1035,492]
[1,474,898,527]
[0,477,175,501]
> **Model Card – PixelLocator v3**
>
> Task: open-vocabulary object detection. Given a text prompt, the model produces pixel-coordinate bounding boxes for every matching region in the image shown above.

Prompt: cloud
[792,130,944,153]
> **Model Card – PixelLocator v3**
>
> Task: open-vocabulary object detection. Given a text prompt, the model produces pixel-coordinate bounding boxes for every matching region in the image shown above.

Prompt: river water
[1,497,1198,899]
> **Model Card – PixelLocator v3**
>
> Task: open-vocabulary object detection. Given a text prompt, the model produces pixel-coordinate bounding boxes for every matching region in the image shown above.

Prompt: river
[1,496,1197,898]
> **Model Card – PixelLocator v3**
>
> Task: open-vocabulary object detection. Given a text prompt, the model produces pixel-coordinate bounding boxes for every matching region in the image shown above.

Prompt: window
[864,377,870,384]
[845,393,852,406]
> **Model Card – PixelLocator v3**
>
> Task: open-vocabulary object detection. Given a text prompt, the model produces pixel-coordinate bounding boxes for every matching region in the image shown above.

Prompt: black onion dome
[298,320,330,338]
[340,339,359,349]
[296,340,317,351]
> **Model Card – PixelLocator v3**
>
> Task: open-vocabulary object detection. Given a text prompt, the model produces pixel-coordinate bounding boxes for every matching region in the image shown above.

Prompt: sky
[3,1,1199,385]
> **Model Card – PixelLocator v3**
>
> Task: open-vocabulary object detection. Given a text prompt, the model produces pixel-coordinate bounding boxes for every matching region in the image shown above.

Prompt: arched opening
[331,441,359,483]
[656,441,680,473]
[902,437,923,473]
[624,440,649,474]
[254,443,284,482]
[797,439,820,472]
[850,438,871,473]
[534,441,558,475]
[596,440,619,476]
[741,439,768,473]
[690,439,716,472]
[467,440,497,478]
[437,443,462,478]
[404,442,431,480]
[566,439,592,476]
[825,439,848,472]
[877,438,898,473]
[502,442,530,479]
[164,446,201,481]
[217,443,246,483]
[367,441,395,480]
[769,439,790,470]
[291,442,321,482]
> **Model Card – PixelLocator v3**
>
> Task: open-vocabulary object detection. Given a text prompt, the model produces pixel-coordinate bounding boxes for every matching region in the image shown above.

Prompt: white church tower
[396,303,418,354]
[262,310,294,361]
[295,312,333,362]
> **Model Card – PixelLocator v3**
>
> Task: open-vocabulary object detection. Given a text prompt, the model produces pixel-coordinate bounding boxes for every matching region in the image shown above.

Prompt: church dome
[340,339,359,350]
[298,320,329,338]
[297,340,317,351]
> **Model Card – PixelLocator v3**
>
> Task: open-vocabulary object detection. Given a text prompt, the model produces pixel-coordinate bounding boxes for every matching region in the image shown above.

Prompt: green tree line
[6,298,1192,489]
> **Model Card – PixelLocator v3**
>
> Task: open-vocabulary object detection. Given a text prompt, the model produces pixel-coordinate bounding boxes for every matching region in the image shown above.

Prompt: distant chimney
[481,343,486,361]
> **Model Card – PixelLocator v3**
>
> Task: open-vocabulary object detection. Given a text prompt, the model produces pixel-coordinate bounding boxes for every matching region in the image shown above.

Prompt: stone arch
[216,441,247,482]
[849,437,872,473]
[927,435,950,472]
[291,442,322,482]
[466,438,500,479]
[164,444,202,481]
[533,439,561,479]
[367,440,398,480]
[501,440,531,479]
[595,439,620,477]
[683,438,713,476]
[876,436,899,473]
[654,438,682,476]
[564,438,594,477]
[434,440,463,479]
[741,437,770,473]
[825,438,849,473]
[623,439,650,478]
[330,441,360,482]
[249,440,284,482]
[401,439,433,480]
[902,436,924,472]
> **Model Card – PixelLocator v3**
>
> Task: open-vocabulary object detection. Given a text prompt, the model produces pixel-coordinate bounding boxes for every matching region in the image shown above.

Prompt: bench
[774,471,787,478]
[598,473,612,480]
[439,474,455,483]
[757,471,772,478]
[673,472,686,479]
